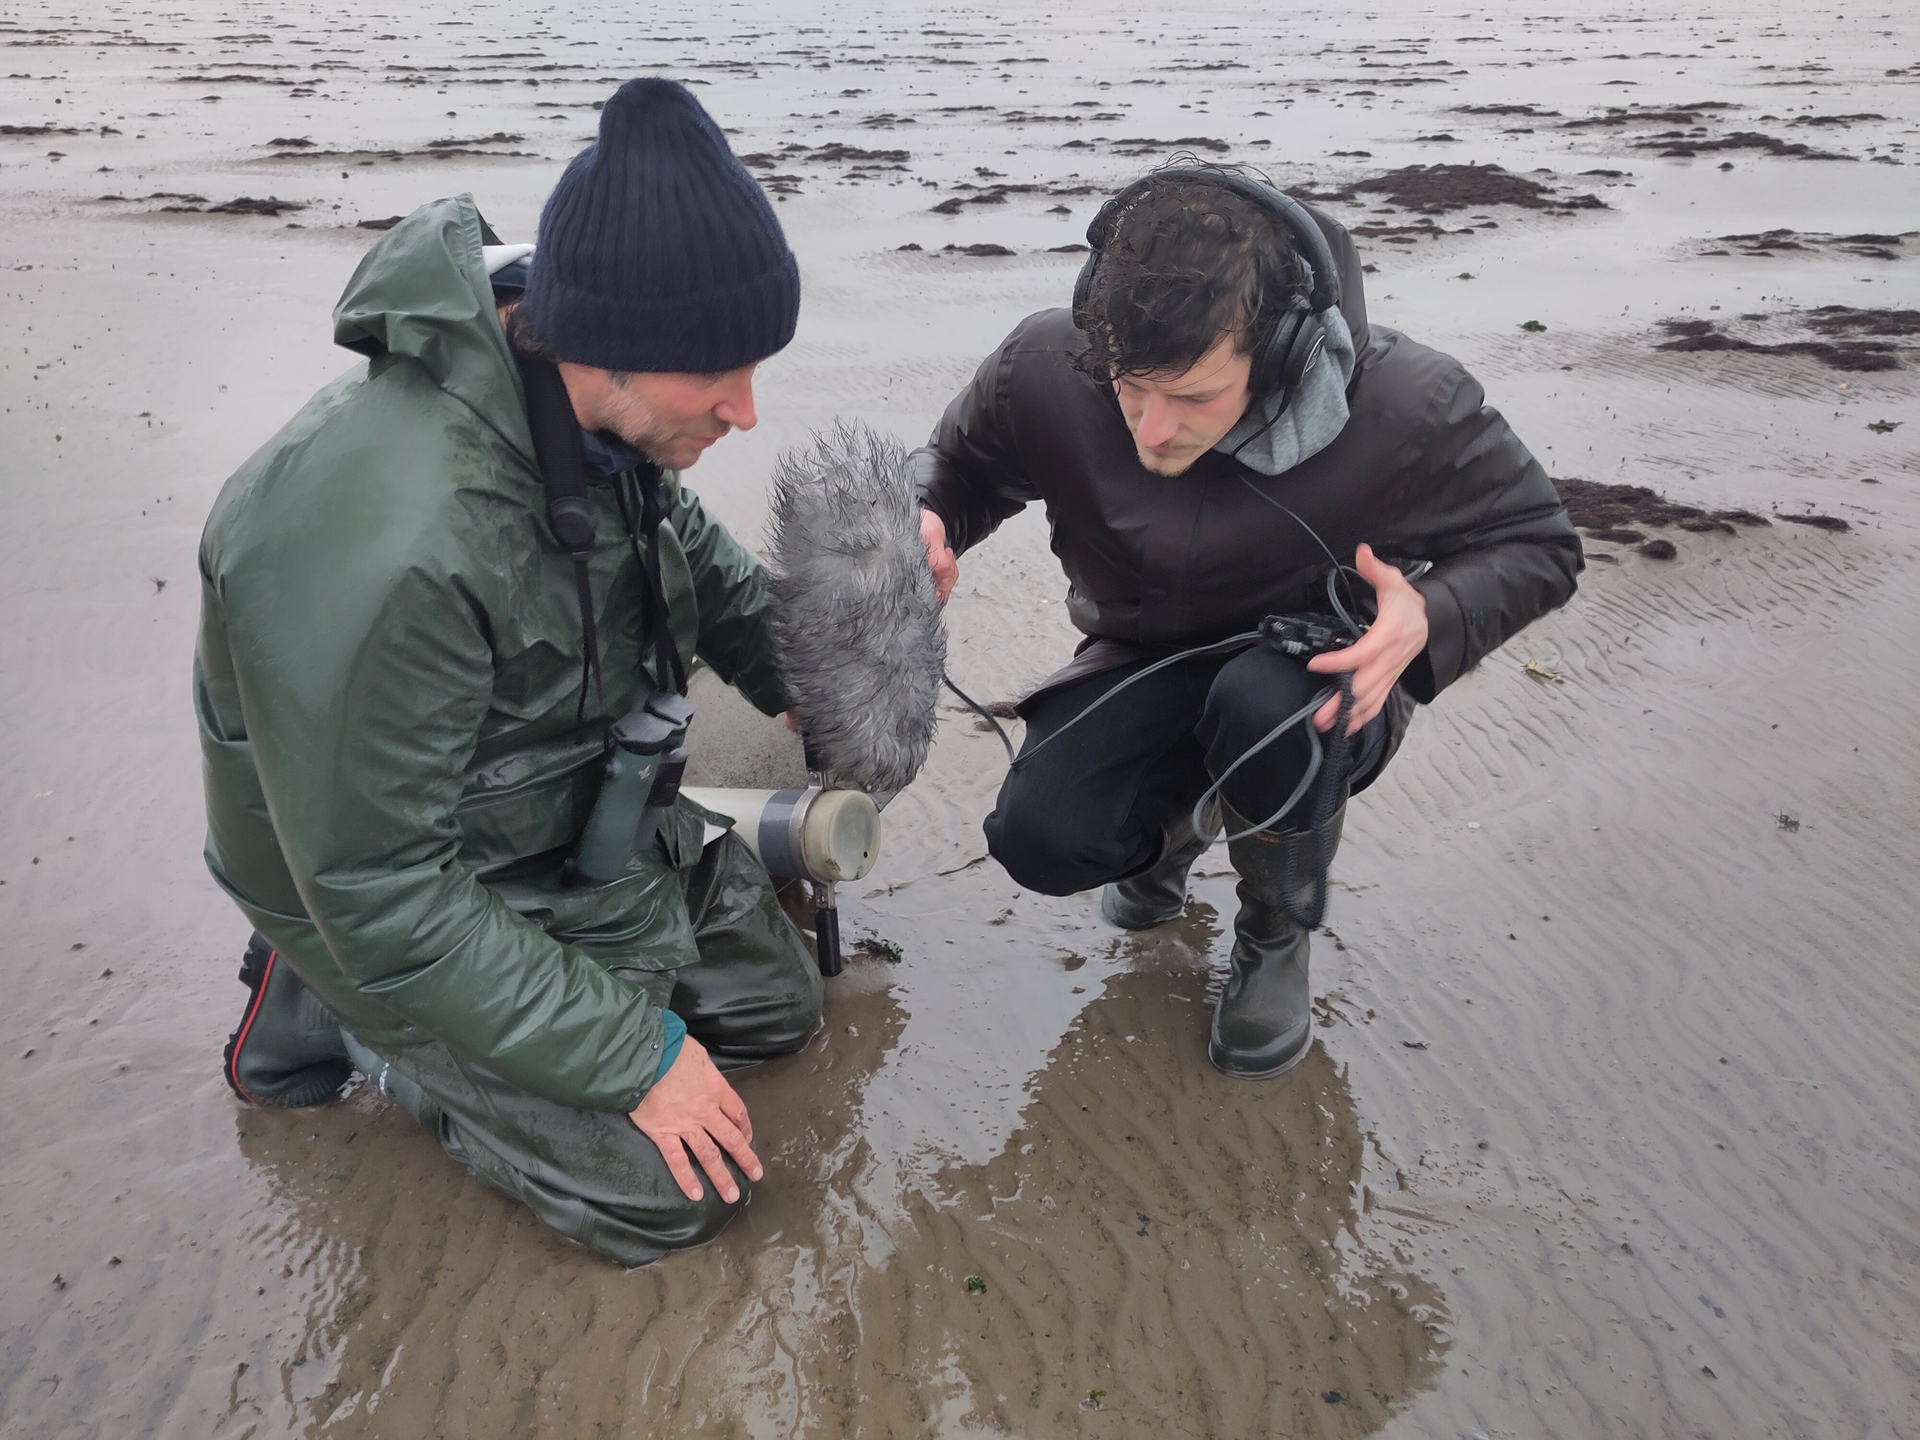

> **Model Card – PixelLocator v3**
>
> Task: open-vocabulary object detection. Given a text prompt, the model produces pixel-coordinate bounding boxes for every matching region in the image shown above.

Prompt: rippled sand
[3,1,1916,1435]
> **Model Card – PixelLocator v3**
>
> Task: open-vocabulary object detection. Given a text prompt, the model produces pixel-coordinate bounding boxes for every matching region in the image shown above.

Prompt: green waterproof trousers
[342,832,822,1268]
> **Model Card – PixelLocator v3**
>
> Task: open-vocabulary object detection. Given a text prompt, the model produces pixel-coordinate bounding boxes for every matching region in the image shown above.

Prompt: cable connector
[1258,613,1357,659]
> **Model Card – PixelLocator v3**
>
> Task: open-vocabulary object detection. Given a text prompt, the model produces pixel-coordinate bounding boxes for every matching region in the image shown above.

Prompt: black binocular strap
[512,349,604,723]
[612,466,688,697]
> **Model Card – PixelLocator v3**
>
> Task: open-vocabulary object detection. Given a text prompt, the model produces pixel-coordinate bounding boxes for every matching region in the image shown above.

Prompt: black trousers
[985,645,1391,897]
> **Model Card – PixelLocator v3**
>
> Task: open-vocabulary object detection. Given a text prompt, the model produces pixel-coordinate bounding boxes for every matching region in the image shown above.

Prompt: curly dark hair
[1072,164,1308,384]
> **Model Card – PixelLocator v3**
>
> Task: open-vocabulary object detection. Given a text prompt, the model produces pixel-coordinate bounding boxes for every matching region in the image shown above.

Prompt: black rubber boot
[1101,804,1214,931]
[1207,804,1344,1080]
[223,933,353,1108]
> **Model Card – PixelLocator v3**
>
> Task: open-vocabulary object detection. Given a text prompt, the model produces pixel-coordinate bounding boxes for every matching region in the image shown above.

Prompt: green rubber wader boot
[223,932,353,1108]
[1101,802,1215,931]
[1208,803,1345,1080]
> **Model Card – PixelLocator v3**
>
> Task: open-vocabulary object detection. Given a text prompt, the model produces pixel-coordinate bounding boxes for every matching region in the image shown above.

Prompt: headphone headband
[1073,167,1343,402]
[1079,167,1341,315]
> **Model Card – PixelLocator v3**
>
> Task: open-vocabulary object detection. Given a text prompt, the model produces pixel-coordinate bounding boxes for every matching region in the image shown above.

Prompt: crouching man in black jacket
[913,164,1581,1079]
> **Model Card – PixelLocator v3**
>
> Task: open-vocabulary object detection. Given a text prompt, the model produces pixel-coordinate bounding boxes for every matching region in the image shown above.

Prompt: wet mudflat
[2,1,1916,1436]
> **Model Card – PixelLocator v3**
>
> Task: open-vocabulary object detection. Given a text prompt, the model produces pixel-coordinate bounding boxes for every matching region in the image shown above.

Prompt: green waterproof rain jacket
[195,196,789,1114]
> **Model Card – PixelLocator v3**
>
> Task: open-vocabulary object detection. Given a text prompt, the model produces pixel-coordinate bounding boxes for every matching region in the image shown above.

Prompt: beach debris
[1522,659,1564,685]
[1637,539,1678,559]
[1555,477,1771,557]
[1693,228,1909,261]
[269,141,539,162]
[156,195,306,217]
[1777,813,1800,832]
[1520,320,1546,332]
[964,1274,987,1294]
[1292,162,1605,215]
[1648,132,1853,161]
[1777,513,1849,532]
[1561,104,1740,130]
[1867,419,1901,433]
[1454,104,1561,118]
[1322,1390,1345,1403]
[1654,315,1905,372]
[1082,1388,1107,1411]
[1111,135,1230,155]
[852,936,903,963]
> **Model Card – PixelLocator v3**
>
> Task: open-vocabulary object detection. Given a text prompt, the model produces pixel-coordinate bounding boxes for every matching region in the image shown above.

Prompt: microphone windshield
[765,421,947,794]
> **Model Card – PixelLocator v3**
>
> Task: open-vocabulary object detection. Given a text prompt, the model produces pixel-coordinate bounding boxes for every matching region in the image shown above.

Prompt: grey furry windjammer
[765,422,946,794]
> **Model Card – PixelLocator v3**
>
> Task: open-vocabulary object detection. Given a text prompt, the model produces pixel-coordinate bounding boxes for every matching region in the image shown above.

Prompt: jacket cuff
[736,665,793,720]
[652,1008,687,1082]
[910,447,963,554]
[1409,574,1464,703]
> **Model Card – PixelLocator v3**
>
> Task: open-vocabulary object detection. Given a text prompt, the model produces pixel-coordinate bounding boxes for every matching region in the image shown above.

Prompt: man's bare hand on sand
[630,1036,762,1203]
[920,508,958,606]
[1307,544,1428,734]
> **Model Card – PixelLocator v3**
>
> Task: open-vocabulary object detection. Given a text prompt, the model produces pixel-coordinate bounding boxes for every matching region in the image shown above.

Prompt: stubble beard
[1134,443,1200,478]
[601,390,713,471]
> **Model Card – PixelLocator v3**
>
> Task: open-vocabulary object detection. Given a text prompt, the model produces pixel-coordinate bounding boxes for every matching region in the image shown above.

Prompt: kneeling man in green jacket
[197,79,819,1265]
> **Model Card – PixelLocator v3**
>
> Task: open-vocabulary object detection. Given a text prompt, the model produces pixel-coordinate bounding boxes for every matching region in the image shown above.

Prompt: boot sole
[1207,1034,1313,1081]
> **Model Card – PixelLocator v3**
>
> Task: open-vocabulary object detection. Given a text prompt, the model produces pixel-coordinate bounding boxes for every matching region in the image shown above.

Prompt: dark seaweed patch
[1654,315,1905,371]
[1778,513,1850,533]
[158,194,305,216]
[1293,163,1604,215]
[1560,103,1738,129]
[1648,131,1852,161]
[1554,479,1771,554]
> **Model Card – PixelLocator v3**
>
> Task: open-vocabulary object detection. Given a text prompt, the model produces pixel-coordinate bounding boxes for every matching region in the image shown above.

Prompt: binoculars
[568,691,698,887]
[569,693,882,977]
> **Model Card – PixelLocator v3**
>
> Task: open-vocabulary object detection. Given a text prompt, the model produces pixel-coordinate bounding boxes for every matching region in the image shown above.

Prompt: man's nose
[1133,394,1177,448]
[713,369,758,432]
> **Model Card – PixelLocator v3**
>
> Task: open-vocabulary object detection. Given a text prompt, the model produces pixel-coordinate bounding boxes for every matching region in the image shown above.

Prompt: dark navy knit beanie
[521,78,800,373]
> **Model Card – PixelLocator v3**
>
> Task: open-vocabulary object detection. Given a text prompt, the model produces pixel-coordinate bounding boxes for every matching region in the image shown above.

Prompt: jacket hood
[1208,199,1371,474]
[1306,200,1370,354]
[332,194,534,465]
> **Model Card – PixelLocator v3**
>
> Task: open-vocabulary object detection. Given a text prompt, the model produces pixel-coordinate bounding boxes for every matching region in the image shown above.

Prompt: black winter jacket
[912,205,1582,712]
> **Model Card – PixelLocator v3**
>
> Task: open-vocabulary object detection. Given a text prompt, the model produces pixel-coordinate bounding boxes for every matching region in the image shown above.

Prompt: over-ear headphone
[1071,168,1342,400]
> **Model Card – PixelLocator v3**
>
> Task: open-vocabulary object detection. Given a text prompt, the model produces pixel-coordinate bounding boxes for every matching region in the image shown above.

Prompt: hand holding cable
[1305,543,1427,734]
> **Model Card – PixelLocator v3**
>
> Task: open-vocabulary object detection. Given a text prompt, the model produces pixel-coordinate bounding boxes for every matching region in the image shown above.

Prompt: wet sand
[3,1,1917,1435]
